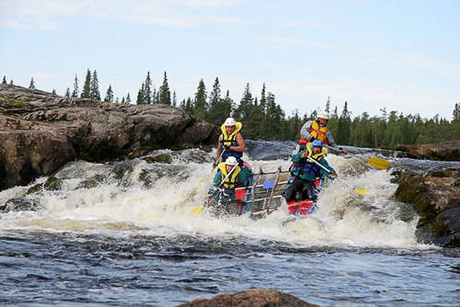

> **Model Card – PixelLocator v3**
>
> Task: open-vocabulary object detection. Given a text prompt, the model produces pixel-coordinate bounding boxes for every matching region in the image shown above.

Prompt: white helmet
[225,156,238,166]
[318,112,330,120]
[224,117,236,126]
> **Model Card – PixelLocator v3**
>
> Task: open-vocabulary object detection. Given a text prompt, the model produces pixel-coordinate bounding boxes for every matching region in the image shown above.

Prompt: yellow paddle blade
[189,205,204,215]
[354,189,367,195]
[366,158,391,170]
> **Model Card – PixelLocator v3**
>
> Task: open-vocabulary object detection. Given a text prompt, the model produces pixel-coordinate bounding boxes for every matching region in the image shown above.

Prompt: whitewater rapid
[0,147,422,249]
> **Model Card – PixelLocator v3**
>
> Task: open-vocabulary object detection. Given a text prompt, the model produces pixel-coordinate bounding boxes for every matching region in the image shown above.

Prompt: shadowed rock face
[396,140,460,161]
[0,84,219,190]
[394,169,460,247]
[177,289,318,307]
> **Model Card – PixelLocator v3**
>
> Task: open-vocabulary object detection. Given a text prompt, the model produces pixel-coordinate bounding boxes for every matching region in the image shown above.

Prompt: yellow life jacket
[217,162,241,189]
[310,120,328,143]
[290,143,328,179]
[305,142,328,159]
[220,122,243,160]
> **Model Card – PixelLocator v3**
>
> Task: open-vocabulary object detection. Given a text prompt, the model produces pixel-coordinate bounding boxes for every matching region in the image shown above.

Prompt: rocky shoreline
[1,84,459,247]
[0,84,219,190]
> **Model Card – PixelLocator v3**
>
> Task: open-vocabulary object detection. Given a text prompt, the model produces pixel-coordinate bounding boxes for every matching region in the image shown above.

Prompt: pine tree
[72,75,79,98]
[90,70,100,100]
[158,71,171,104]
[104,84,114,102]
[28,78,35,89]
[52,89,57,95]
[81,69,91,98]
[2,76,6,84]
[126,93,131,104]
[9,79,13,85]
[65,88,71,98]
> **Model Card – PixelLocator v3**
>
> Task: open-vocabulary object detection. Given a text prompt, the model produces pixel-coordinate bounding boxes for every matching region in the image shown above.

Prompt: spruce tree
[2,76,6,84]
[144,71,152,104]
[172,91,177,107]
[65,88,71,98]
[126,93,131,104]
[325,96,330,113]
[207,77,224,124]
[158,71,171,104]
[193,79,208,119]
[136,84,145,105]
[9,79,13,85]
[81,69,91,98]
[28,78,35,89]
[234,83,254,123]
[52,89,57,95]
[90,70,100,100]
[72,75,79,98]
[453,103,460,123]
[104,84,114,102]
[336,102,351,145]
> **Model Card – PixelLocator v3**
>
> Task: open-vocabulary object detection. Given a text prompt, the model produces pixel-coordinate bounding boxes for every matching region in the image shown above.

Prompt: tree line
[3,71,459,148]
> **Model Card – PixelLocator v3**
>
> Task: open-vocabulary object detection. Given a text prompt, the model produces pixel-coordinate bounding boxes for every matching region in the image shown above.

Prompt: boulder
[394,169,460,247]
[395,140,460,161]
[0,84,219,190]
[177,289,317,307]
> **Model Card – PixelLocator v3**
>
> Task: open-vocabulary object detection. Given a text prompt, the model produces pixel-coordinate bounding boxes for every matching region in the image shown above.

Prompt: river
[1,141,459,306]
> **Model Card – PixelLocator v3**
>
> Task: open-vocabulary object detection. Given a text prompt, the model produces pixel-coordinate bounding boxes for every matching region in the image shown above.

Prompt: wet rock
[395,140,460,161]
[0,197,41,212]
[0,84,219,190]
[177,289,317,307]
[394,169,460,247]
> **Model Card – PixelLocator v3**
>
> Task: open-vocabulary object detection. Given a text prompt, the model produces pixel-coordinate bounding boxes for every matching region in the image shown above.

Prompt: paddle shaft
[307,155,365,193]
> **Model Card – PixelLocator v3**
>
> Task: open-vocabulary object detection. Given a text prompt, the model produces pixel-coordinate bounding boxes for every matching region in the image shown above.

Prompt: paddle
[189,163,238,215]
[366,157,391,170]
[324,144,391,170]
[213,147,226,168]
[306,156,367,195]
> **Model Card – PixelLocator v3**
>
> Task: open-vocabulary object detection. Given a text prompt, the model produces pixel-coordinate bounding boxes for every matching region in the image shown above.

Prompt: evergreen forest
[4,71,460,148]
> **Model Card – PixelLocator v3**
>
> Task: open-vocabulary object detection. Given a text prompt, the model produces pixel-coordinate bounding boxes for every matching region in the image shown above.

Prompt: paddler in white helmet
[298,111,348,154]
[214,117,246,167]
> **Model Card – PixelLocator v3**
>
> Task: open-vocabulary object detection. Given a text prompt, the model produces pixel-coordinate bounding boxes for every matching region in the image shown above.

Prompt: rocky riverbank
[0,84,219,190]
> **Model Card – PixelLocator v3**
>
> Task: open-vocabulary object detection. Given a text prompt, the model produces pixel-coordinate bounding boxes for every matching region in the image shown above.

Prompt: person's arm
[319,159,337,178]
[213,170,222,186]
[300,120,314,141]
[326,131,348,154]
[292,151,304,163]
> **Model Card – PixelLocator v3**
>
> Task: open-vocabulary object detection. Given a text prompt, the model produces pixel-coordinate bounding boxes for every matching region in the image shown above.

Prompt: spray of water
[0,148,421,248]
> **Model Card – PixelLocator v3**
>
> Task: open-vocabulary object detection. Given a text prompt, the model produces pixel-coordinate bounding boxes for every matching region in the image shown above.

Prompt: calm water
[1,143,459,306]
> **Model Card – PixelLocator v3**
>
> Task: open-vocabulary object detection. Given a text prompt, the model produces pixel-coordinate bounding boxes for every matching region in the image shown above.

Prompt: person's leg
[284,177,303,202]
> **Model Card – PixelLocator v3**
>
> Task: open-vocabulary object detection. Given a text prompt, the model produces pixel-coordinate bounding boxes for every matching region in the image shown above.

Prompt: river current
[0,141,459,306]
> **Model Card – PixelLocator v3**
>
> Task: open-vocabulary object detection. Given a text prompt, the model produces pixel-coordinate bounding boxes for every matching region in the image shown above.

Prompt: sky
[1,0,459,120]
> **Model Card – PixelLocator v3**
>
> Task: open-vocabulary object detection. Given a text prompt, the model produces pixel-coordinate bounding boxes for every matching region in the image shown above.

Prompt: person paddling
[214,117,253,187]
[210,157,251,200]
[284,140,337,203]
[299,112,348,154]
[215,117,246,166]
